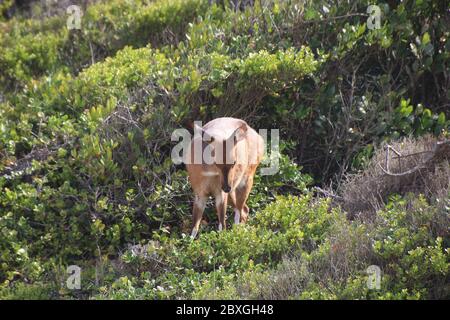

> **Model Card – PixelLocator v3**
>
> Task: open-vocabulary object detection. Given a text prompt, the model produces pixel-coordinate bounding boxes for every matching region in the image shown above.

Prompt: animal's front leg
[215,191,228,231]
[191,194,206,238]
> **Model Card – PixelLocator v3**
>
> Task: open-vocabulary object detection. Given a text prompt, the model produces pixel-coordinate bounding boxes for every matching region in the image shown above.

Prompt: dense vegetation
[0,0,448,299]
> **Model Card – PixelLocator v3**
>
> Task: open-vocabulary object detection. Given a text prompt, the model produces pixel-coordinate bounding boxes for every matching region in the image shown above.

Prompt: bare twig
[378,140,450,177]
[314,186,344,201]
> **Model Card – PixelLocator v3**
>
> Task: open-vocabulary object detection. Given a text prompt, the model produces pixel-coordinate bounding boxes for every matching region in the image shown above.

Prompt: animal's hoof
[190,228,198,239]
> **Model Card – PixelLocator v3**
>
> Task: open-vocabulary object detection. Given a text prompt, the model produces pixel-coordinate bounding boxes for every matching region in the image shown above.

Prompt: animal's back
[203,117,265,165]
[203,117,247,139]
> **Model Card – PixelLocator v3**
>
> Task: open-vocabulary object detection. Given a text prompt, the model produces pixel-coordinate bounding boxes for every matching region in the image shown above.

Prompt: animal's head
[194,122,248,193]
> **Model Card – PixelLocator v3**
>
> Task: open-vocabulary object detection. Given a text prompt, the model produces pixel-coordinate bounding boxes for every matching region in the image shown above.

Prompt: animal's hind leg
[191,194,206,238]
[235,174,255,224]
[228,191,241,225]
[215,191,228,231]
[241,204,249,222]
[228,191,236,208]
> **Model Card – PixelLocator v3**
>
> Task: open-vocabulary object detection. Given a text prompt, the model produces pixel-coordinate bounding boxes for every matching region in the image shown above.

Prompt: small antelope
[185,117,265,238]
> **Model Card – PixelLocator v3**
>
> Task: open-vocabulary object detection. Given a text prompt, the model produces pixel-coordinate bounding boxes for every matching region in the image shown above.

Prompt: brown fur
[185,117,265,237]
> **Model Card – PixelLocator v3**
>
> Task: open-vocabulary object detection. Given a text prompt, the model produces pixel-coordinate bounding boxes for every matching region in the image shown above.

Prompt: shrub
[90,194,337,299]
[188,194,449,300]
[0,0,210,93]
[1,0,448,300]
[339,135,450,217]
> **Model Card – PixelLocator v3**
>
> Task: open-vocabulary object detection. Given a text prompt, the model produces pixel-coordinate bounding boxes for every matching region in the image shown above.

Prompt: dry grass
[257,255,312,300]
[338,135,450,219]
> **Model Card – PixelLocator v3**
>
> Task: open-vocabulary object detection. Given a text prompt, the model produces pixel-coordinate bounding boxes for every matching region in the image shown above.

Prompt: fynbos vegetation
[0,0,448,299]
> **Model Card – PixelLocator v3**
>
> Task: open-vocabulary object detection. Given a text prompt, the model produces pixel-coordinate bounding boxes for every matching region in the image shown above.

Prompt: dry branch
[378,140,450,177]
[1,144,62,177]
[338,136,450,218]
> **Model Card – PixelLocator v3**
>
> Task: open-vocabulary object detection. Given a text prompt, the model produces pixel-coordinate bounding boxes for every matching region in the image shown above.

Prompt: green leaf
[422,32,430,45]
[437,112,446,125]
[304,8,319,21]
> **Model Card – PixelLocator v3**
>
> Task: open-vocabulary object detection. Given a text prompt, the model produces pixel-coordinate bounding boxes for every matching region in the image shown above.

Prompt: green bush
[90,193,449,300]
[91,194,338,299]
[0,0,210,93]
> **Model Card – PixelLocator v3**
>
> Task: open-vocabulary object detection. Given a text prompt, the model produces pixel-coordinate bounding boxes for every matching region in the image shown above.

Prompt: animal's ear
[232,123,248,143]
[193,123,214,143]
[193,122,204,135]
